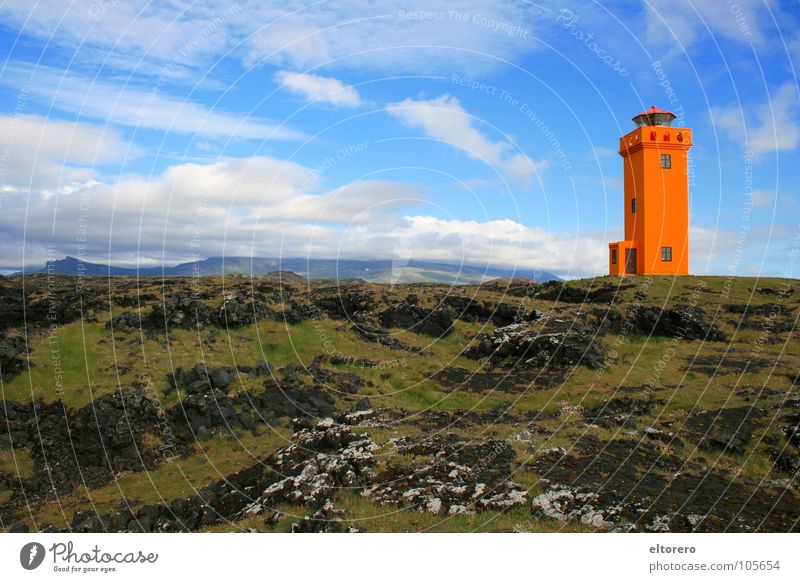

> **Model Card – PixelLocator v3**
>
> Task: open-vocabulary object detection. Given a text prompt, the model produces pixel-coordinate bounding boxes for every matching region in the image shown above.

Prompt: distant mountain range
[14,256,559,284]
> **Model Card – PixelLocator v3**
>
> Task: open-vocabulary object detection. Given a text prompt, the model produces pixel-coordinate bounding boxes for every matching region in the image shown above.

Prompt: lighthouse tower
[608,106,692,276]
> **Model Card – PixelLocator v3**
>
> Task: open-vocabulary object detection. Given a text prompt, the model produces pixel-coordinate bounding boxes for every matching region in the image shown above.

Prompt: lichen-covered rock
[367,436,527,515]
[464,319,605,369]
[247,418,377,510]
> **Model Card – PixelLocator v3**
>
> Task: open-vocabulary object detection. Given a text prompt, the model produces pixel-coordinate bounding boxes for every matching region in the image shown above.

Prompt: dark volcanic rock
[528,435,800,532]
[282,301,317,324]
[725,303,795,333]
[464,320,605,369]
[107,310,144,333]
[684,407,765,454]
[628,305,726,341]
[153,294,214,329]
[440,295,532,326]
[589,307,625,334]
[350,313,419,352]
[310,286,374,320]
[783,411,800,447]
[584,397,656,428]
[378,303,453,337]
[0,285,25,330]
[0,335,28,377]
[111,294,215,333]
[307,359,366,395]
[68,390,165,464]
[0,390,180,505]
[114,292,158,307]
[768,448,800,475]
[217,292,277,327]
[27,289,100,326]
[171,363,236,394]
[535,281,635,304]
[168,390,239,435]
[256,384,337,419]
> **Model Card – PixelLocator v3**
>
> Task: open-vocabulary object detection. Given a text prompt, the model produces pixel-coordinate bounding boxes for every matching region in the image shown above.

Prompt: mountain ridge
[19,255,559,284]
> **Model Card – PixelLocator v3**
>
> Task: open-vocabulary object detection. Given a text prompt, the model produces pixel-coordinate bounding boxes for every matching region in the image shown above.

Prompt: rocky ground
[0,273,798,532]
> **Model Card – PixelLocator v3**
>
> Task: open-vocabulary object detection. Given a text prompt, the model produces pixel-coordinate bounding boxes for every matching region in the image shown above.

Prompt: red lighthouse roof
[632,105,676,127]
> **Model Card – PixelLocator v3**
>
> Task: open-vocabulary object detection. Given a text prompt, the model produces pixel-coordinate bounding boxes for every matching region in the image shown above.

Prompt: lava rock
[310,286,374,320]
[218,292,277,327]
[628,305,726,341]
[685,407,765,454]
[0,335,28,377]
[464,320,605,369]
[151,294,214,330]
[0,285,25,330]
[585,396,655,427]
[172,363,235,394]
[378,303,453,337]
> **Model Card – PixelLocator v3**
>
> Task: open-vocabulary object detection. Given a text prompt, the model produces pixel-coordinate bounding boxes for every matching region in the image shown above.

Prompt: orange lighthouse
[608,106,691,276]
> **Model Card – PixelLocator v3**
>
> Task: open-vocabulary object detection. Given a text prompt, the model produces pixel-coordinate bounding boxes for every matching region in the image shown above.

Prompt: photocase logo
[20,542,46,570]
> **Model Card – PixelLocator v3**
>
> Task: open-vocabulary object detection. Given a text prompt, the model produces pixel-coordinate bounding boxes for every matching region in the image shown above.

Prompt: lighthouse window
[611,249,617,264]
[631,198,637,213]
[662,246,673,262]
[660,154,672,169]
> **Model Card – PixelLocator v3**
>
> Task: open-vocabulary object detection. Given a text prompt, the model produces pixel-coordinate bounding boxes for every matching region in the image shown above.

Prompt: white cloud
[0,1,240,72]
[0,63,302,141]
[0,1,542,76]
[275,71,363,107]
[239,1,539,73]
[387,95,546,187]
[711,83,800,157]
[0,140,602,277]
[0,114,127,193]
[0,142,430,267]
[339,216,608,277]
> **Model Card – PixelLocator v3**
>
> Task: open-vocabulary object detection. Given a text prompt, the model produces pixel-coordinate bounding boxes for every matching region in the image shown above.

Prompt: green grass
[0,447,34,478]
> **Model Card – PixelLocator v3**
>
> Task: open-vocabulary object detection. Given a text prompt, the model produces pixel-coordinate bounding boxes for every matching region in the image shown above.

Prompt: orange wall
[618,126,692,275]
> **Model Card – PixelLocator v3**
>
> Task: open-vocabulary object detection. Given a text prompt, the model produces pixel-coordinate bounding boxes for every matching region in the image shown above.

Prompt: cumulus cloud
[0,143,430,267]
[339,216,607,277]
[0,114,127,194]
[711,83,800,157]
[0,190,608,278]
[0,145,606,277]
[387,95,546,187]
[274,71,363,107]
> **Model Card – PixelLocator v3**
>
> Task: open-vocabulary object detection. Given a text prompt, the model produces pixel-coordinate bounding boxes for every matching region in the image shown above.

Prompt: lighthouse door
[625,249,637,274]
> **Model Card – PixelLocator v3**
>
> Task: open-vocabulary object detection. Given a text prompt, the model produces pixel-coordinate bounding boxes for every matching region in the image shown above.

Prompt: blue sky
[0,0,798,278]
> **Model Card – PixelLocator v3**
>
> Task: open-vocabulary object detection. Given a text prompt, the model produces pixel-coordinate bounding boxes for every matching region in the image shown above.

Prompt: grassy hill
[0,274,797,532]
